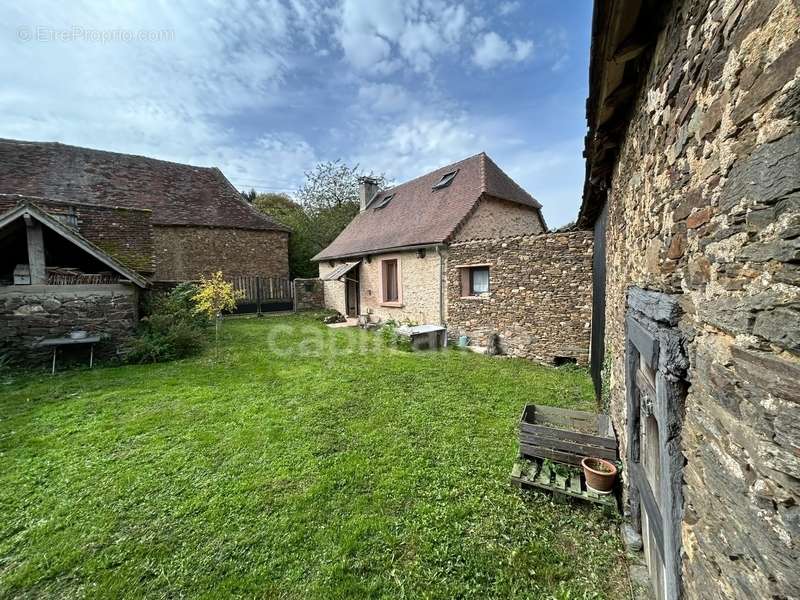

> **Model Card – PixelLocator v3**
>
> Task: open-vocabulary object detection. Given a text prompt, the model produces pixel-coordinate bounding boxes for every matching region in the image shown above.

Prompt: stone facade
[447,232,593,364]
[452,196,545,241]
[360,250,443,324]
[293,278,325,311]
[320,249,445,324]
[599,1,799,597]
[153,226,289,282]
[318,262,348,316]
[0,284,139,364]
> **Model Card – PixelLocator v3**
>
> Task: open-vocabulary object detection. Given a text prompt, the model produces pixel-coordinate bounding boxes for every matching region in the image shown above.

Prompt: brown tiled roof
[0,138,288,231]
[313,153,543,260]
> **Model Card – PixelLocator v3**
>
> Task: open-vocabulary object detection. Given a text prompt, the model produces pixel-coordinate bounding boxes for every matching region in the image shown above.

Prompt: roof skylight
[432,169,458,190]
[373,193,394,209]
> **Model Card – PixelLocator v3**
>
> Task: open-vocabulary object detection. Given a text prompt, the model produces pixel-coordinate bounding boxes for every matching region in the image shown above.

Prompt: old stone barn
[0,139,290,363]
[581,0,799,598]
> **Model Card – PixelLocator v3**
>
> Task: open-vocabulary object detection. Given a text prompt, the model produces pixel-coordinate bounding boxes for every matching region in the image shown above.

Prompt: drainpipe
[436,245,446,342]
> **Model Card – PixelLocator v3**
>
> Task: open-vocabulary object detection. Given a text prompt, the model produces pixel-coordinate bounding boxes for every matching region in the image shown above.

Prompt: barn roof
[0,138,289,232]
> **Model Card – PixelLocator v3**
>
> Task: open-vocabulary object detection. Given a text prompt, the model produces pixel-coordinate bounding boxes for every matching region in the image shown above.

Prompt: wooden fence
[227,276,293,314]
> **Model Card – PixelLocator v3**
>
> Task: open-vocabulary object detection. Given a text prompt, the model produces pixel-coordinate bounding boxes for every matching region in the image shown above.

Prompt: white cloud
[498,1,521,16]
[352,115,483,182]
[472,32,534,69]
[357,82,413,113]
[0,1,324,193]
[335,0,472,74]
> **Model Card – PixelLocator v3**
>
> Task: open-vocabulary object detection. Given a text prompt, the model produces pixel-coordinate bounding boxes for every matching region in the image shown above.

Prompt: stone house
[0,139,290,363]
[312,153,547,325]
[0,139,290,282]
[446,231,593,365]
[580,0,799,597]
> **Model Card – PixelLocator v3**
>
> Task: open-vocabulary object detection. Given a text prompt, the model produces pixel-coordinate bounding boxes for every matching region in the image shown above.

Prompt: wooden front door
[345,274,359,317]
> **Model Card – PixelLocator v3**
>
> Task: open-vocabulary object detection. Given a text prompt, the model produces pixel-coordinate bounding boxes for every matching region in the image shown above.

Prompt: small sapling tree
[192,271,242,353]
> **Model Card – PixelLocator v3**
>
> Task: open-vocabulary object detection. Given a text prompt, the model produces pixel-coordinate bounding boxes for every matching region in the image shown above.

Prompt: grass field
[0,315,626,599]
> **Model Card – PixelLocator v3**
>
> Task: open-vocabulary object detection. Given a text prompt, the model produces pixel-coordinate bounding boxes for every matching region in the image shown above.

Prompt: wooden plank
[25,218,47,284]
[636,370,657,402]
[512,458,618,510]
[511,462,522,479]
[536,462,552,485]
[554,473,567,490]
[520,444,584,466]
[520,422,617,449]
[519,432,618,460]
[632,461,664,559]
[534,405,598,423]
[627,315,659,367]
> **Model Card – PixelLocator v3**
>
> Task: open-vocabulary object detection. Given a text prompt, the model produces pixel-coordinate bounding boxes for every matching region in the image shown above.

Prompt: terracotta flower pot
[581,457,618,494]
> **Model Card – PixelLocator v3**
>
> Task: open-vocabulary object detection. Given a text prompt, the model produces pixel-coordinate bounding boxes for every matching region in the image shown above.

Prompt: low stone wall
[447,232,593,364]
[293,278,324,311]
[0,284,139,365]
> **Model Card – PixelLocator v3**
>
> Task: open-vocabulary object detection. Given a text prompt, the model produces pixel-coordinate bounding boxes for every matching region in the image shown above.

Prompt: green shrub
[126,283,210,363]
[380,320,413,352]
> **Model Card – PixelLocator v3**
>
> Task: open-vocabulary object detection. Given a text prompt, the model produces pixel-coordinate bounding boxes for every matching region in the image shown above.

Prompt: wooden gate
[228,276,293,314]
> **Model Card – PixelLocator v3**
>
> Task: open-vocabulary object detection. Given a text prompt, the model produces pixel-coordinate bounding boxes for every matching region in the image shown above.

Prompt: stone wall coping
[450,230,591,247]
[0,283,137,296]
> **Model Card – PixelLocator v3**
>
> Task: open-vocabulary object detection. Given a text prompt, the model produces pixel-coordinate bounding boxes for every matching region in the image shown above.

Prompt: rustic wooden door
[345,277,359,317]
[625,287,687,600]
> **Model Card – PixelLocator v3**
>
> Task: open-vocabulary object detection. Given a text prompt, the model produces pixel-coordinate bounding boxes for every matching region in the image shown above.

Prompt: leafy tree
[254,193,317,278]
[192,271,242,353]
[252,162,389,278]
[241,188,257,203]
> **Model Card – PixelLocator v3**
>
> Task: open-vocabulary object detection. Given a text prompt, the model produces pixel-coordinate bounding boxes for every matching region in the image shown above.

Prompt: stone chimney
[358,176,379,211]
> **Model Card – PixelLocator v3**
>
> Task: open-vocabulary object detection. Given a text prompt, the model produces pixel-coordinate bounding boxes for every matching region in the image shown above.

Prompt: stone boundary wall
[293,278,325,311]
[600,0,800,596]
[446,231,593,364]
[0,283,139,365]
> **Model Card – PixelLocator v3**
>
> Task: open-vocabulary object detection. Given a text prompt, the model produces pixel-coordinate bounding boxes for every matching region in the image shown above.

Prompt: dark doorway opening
[345,269,360,318]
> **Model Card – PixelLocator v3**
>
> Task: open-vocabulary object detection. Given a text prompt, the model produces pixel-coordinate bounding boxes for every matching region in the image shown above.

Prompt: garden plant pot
[581,457,618,494]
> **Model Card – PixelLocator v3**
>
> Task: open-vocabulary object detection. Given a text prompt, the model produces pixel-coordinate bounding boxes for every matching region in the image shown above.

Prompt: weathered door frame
[345,271,360,318]
[625,287,687,600]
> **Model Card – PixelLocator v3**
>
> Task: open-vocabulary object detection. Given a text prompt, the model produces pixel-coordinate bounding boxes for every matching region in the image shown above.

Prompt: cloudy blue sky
[1,1,592,227]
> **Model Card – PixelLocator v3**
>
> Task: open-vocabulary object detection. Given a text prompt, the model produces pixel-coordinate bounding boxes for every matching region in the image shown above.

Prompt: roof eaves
[313,241,443,262]
[0,201,150,287]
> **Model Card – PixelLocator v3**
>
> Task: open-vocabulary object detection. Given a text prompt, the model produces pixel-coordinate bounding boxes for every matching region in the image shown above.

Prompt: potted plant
[581,457,618,494]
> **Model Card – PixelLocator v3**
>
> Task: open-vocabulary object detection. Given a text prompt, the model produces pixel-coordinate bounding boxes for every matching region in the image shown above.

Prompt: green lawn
[0,316,625,599]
